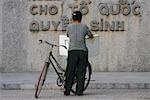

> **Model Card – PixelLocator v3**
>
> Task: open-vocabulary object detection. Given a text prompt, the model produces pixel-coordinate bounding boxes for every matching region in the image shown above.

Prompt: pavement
[1,89,150,100]
[1,72,150,90]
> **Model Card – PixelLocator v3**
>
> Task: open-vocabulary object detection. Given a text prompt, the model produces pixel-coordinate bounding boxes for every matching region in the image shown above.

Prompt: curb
[1,72,150,90]
[1,83,150,90]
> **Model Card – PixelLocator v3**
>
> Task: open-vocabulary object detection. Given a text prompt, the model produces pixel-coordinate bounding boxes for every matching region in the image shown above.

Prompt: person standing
[64,11,93,96]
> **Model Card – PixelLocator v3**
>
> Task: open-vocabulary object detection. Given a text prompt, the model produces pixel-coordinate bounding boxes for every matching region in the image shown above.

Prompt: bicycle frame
[44,42,66,87]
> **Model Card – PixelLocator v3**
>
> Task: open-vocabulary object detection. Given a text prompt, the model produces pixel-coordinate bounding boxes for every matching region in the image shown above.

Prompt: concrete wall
[0,0,150,72]
[0,0,28,72]
[0,1,2,71]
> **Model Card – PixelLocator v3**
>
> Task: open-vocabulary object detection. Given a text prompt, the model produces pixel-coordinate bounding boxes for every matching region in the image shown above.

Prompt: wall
[0,1,2,71]
[0,0,28,72]
[0,0,150,72]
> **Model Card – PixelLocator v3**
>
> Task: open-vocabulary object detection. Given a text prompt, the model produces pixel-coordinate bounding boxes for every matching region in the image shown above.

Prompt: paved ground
[1,89,150,100]
[1,72,150,100]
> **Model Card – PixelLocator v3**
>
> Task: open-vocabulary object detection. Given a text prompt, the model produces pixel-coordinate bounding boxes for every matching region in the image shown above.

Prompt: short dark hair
[72,11,82,22]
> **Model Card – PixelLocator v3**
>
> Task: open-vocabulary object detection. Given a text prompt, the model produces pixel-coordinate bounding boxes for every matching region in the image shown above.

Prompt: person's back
[64,11,93,96]
[67,23,90,51]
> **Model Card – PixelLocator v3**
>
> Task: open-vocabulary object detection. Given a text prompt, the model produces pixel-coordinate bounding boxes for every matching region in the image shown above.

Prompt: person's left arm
[86,26,93,39]
[66,26,69,37]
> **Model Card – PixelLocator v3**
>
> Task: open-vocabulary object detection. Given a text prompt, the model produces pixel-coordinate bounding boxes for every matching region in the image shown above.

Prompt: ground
[1,89,150,100]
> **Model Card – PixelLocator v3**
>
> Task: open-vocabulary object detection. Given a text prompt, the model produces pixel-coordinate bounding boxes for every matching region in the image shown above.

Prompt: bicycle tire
[71,61,92,94]
[35,62,49,98]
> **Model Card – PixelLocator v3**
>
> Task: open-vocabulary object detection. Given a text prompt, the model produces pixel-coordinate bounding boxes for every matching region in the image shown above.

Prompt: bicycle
[34,40,92,98]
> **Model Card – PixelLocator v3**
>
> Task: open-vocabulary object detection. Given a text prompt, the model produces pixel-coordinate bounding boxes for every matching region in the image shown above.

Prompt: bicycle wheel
[35,62,49,98]
[71,61,92,94]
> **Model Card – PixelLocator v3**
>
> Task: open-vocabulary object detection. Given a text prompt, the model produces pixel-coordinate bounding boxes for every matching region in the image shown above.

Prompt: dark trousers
[64,50,88,94]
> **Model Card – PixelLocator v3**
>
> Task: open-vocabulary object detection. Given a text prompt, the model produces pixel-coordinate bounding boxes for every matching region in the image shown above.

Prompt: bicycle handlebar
[39,40,67,49]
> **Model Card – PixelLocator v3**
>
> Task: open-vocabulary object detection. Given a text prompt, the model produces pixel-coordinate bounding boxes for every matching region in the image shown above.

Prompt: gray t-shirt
[67,23,92,51]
